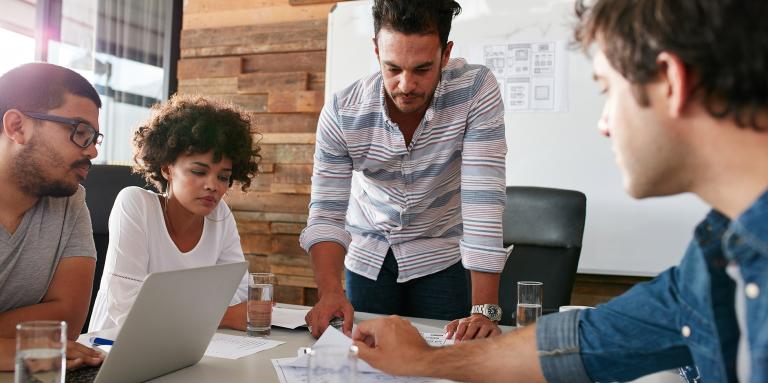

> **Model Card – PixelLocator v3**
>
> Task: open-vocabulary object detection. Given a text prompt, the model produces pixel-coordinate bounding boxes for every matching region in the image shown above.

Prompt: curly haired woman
[89,95,260,332]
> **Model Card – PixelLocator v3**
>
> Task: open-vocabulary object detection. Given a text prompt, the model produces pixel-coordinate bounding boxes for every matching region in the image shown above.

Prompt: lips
[199,196,217,207]
[73,166,89,180]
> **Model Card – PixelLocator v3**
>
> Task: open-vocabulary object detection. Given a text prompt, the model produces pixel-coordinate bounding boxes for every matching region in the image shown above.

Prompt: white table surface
[1,305,681,382]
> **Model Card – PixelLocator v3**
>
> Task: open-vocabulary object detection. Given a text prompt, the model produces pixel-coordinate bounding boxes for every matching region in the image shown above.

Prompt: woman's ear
[160,165,171,181]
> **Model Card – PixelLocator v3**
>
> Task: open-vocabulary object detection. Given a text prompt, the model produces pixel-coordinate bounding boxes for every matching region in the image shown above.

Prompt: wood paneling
[251,113,319,133]
[180,20,327,58]
[184,3,334,30]
[177,57,242,79]
[238,72,308,93]
[178,77,238,95]
[243,51,326,73]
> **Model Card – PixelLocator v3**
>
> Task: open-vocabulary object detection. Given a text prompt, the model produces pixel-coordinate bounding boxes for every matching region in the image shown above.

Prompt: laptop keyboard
[65,365,101,383]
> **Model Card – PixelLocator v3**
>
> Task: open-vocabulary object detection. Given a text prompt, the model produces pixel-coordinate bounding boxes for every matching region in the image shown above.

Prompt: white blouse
[89,186,248,332]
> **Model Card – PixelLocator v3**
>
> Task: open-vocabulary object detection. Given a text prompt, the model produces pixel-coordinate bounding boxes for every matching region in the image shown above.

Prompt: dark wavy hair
[132,95,260,192]
[575,0,768,131]
[373,0,462,50]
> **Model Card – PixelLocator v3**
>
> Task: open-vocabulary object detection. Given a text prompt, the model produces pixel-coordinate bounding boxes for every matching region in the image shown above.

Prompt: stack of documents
[271,327,454,383]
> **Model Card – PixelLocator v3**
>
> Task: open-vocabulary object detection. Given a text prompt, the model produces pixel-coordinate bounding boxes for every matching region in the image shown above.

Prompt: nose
[205,175,218,192]
[83,141,98,159]
[399,71,417,95]
[597,118,610,137]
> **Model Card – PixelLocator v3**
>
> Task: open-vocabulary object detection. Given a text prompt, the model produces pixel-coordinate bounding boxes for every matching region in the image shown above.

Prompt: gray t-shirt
[0,185,96,312]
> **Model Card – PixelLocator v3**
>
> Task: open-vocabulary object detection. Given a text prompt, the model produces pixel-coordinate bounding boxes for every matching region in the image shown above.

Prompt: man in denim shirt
[349,0,768,381]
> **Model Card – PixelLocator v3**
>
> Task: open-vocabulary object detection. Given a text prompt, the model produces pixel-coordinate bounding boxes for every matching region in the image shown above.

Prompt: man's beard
[11,136,89,198]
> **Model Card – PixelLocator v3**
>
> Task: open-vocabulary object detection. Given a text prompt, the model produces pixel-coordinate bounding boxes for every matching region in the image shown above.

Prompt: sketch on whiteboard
[483,41,567,112]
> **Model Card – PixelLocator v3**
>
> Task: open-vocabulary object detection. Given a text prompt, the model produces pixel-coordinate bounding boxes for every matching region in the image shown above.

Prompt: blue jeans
[345,250,470,320]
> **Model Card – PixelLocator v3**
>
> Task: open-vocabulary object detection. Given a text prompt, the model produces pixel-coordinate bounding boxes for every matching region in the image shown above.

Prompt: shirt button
[746,283,760,299]
[681,326,691,338]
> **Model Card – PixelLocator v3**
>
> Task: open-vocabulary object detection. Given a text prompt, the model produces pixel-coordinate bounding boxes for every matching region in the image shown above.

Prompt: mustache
[391,91,425,98]
[71,159,92,169]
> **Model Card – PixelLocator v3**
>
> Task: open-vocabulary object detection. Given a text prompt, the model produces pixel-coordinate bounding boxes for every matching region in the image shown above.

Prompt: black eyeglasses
[21,111,104,148]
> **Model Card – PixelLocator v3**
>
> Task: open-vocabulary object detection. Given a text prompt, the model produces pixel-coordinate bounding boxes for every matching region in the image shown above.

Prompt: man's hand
[444,313,501,341]
[352,316,433,376]
[65,341,104,370]
[305,291,354,338]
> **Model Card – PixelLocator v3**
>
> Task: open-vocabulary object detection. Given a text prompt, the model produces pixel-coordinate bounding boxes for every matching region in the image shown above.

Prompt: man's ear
[2,109,30,144]
[441,41,454,68]
[656,52,689,118]
[373,37,380,61]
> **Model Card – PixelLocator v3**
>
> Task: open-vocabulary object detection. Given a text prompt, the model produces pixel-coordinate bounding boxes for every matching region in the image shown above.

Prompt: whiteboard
[325,0,709,277]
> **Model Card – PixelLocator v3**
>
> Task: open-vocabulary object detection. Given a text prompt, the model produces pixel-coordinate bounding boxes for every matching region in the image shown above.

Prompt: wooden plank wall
[179,0,649,308]
[179,0,343,305]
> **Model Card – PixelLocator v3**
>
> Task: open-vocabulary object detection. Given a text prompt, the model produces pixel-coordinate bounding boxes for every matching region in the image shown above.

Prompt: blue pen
[90,337,114,346]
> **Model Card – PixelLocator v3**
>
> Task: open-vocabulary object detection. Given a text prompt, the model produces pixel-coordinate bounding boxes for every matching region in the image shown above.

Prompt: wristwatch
[471,304,502,322]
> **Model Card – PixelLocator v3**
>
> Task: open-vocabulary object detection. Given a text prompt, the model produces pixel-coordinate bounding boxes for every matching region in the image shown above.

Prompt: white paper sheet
[272,357,453,383]
[274,327,456,382]
[204,333,284,359]
[272,307,310,329]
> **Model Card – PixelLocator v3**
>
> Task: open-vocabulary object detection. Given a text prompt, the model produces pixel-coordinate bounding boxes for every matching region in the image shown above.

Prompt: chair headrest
[502,186,587,248]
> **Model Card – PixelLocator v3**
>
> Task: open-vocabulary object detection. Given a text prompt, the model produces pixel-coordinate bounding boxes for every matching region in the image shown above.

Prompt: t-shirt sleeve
[61,186,97,259]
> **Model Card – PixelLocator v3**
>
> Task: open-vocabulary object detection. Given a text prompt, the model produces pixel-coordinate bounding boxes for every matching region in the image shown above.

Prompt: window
[0,0,181,163]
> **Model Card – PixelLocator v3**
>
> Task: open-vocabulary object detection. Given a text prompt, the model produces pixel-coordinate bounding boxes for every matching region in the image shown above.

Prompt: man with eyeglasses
[0,63,105,370]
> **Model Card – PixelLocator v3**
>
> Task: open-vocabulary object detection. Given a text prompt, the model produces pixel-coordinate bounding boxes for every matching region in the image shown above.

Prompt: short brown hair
[575,0,768,131]
[132,95,260,192]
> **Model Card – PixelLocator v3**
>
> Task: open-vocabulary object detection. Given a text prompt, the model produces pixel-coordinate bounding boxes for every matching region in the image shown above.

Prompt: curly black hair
[574,0,768,131]
[132,95,260,192]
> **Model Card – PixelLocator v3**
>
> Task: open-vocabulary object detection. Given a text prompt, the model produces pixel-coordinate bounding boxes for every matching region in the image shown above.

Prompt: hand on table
[352,316,433,376]
[65,340,104,370]
[444,314,501,341]
[305,291,354,338]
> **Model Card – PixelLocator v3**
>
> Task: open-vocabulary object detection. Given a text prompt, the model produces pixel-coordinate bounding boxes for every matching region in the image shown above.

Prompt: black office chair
[498,186,587,326]
[80,164,152,333]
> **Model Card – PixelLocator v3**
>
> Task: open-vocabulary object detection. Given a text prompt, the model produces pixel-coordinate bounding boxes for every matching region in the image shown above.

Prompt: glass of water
[15,321,66,383]
[307,345,358,383]
[516,281,543,327]
[247,273,275,337]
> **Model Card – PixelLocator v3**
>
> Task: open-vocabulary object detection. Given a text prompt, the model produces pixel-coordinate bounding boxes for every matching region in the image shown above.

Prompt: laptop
[68,262,248,383]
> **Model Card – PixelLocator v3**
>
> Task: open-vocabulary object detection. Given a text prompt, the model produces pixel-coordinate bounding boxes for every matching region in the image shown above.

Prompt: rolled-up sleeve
[459,68,508,273]
[536,310,593,383]
[299,97,354,253]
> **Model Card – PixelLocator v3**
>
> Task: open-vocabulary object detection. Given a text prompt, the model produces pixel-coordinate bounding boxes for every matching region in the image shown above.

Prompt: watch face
[487,306,499,316]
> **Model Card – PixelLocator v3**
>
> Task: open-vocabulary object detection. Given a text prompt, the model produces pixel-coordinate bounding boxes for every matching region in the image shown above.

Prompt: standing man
[351,0,768,382]
[301,0,508,340]
[0,63,105,370]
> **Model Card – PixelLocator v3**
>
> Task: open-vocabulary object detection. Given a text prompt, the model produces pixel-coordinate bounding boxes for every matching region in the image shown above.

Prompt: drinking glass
[307,345,358,383]
[15,321,66,383]
[516,281,543,327]
[247,273,275,336]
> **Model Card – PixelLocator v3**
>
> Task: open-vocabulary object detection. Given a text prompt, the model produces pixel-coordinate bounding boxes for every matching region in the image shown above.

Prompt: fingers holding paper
[352,316,433,376]
[305,291,354,338]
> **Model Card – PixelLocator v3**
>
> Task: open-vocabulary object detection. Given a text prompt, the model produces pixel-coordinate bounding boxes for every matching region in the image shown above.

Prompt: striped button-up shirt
[299,58,508,282]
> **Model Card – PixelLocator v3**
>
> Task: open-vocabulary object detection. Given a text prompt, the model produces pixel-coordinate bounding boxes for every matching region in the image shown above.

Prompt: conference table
[1,304,680,382]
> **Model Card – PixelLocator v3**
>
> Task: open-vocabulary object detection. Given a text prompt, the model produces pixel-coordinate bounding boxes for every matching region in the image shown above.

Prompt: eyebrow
[192,161,232,172]
[383,60,434,69]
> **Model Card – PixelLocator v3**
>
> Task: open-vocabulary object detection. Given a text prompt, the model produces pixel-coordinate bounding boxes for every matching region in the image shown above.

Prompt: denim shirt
[536,189,768,382]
